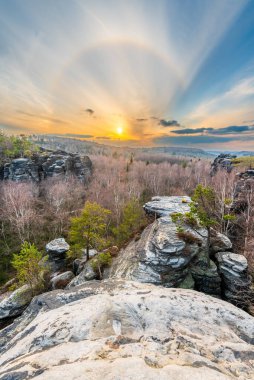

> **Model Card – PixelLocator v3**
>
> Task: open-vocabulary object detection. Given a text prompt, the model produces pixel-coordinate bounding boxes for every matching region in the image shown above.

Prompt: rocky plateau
[0,280,254,380]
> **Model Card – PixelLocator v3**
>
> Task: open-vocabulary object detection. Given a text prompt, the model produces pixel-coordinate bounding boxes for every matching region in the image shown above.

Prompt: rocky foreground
[0,280,254,380]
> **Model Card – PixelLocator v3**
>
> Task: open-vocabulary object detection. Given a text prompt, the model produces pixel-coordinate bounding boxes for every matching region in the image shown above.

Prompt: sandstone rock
[50,271,74,290]
[1,150,92,183]
[109,196,244,301]
[143,195,191,217]
[0,285,33,320]
[0,278,17,295]
[68,263,97,288]
[73,250,98,275]
[191,256,221,297]
[210,231,232,253]
[72,259,82,276]
[46,238,69,272]
[0,280,253,379]
[108,215,207,288]
[216,252,252,308]
[210,154,236,176]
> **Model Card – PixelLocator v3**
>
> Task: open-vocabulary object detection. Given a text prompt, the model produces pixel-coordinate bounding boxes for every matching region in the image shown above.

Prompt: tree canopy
[69,201,111,260]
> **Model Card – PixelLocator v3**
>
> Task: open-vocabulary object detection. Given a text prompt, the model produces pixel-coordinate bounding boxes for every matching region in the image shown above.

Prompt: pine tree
[69,201,111,260]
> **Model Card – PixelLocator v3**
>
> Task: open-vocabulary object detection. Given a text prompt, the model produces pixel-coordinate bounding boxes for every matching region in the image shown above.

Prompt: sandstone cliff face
[0,280,254,380]
[0,150,92,183]
[210,153,237,175]
[108,196,252,307]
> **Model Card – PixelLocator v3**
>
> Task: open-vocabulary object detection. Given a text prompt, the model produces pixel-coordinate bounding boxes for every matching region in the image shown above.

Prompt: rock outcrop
[0,280,253,379]
[1,150,92,183]
[232,168,254,213]
[67,263,97,288]
[210,153,237,176]
[109,196,252,304]
[50,271,74,290]
[0,285,33,322]
[109,215,208,289]
[143,195,191,217]
[46,238,70,272]
[216,252,252,308]
[109,197,220,292]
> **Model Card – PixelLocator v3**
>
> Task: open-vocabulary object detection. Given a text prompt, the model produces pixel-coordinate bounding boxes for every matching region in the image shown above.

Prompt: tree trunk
[206,227,211,267]
[86,246,89,261]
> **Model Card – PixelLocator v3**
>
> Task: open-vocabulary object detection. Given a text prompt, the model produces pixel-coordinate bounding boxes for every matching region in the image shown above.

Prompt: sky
[0,0,254,150]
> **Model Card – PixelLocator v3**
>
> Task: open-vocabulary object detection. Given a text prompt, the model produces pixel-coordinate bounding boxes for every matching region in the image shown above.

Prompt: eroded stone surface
[216,252,252,307]
[0,280,253,380]
[1,150,92,183]
[46,238,70,272]
[0,285,33,320]
[143,195,192,217]
[50,271,74,290]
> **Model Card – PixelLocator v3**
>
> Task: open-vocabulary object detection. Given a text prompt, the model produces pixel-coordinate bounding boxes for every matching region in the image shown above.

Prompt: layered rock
[0,280,253,379]
[0,285,33,322]
[210,153,236,176]
[109,196,225,295]
[108,196,252,302]
[1,150,92,183]
[46,238,70,272]
[67,263,97,288]
[216,252,252,308]
[50,271,74,290]
[108,215,208,289]
[143,195,191,217]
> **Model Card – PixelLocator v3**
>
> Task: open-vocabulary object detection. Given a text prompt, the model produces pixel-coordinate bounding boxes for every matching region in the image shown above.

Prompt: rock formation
[0,285,33,328]
[0,280,253,379]
[232,168,254,213]
[46,238,70,272]
[143,195,191,217]
[50,271,74,290]
[108,196,252,305]
[216,252,252,308]
[210,153,237,176]
[1,150,92,183]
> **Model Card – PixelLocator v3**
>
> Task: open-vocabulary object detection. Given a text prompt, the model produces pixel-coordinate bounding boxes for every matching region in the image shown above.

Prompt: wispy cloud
[172,125,254,135]
[189,76,254,123]
[85,108,95,116]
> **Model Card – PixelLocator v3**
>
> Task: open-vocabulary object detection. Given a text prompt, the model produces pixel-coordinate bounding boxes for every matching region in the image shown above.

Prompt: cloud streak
[172,125,254,135]
[159,119,181,127]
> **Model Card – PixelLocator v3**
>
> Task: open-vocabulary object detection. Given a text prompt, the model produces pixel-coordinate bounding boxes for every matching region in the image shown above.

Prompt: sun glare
[117,126,123,135]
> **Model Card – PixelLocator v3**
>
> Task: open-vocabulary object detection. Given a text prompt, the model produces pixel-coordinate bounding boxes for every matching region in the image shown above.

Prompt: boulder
[0,285,33,321]
[46,238,70,272]
[73,250,98,275]
[50,271,74,290]
[216,252,252,308]
[67,263,97,288]
[143,195,191,217]
[0,280,253,379]
[210,231,232,254]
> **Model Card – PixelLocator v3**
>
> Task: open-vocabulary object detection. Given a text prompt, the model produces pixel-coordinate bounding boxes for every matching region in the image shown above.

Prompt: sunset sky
[1,0,254,150]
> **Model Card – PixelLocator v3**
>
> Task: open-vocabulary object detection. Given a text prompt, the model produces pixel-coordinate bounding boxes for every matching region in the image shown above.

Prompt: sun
[116,126,123,135]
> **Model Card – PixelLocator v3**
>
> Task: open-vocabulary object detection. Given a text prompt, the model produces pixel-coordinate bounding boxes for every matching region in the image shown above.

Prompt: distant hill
[31,135,214,159]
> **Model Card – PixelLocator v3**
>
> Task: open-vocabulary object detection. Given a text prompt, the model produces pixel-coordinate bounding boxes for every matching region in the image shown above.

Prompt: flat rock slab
[143,196,191,217]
